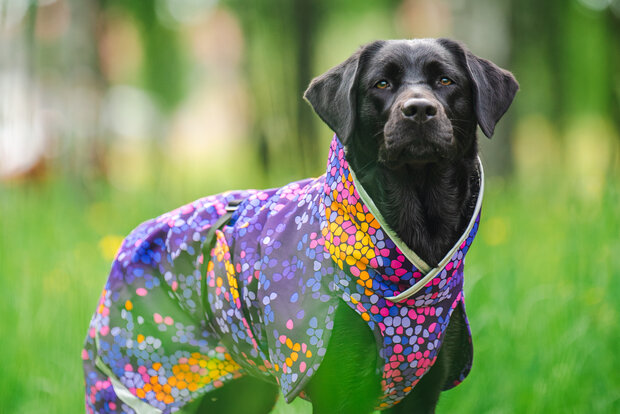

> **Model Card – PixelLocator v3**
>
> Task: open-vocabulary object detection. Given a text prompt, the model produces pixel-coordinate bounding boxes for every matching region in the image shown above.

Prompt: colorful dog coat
[83,135,483,413]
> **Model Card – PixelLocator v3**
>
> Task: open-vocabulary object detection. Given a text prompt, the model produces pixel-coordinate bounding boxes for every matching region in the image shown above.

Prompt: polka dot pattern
[83,135,480,412]
[321,137,480,408]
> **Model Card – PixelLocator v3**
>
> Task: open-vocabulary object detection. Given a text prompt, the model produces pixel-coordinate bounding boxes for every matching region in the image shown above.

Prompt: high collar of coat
[320,135,484,304]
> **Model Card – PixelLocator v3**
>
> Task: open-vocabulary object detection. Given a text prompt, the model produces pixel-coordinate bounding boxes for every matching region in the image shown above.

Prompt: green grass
[1,172,619,413]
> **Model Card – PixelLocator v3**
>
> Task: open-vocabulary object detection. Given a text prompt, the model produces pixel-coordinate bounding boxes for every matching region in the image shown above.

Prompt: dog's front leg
[384,305,468,414]
[383,354,446,414]
[304,303,382,414]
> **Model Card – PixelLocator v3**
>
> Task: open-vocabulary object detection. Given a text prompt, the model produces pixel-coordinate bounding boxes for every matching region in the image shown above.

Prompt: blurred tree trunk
[606,9,620,137]
[102,0,187,113]
[512,0,617,124]
[293,0,318,174]
[226,0,320,178]
[70,0,108,182]
[7,0,107,182]
[510,0,560,119]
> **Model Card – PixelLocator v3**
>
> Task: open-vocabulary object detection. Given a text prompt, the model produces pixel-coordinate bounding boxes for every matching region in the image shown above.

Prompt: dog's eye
[374,80,390,89]
[439,77,453,86]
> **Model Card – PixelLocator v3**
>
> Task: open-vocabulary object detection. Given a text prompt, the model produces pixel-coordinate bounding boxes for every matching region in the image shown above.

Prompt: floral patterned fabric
[83,135,481,413]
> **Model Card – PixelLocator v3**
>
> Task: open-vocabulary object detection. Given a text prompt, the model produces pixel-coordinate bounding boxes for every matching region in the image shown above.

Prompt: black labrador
[199,38,518,414]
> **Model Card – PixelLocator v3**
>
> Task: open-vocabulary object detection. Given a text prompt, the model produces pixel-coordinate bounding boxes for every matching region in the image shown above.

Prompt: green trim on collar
[348,157,485,303]
[348,166,432,274]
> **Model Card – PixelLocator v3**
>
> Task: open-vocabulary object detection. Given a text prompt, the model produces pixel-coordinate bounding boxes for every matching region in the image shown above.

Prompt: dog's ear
[439,39,519,138]
[466,52,519,138]
[304,44,377,145]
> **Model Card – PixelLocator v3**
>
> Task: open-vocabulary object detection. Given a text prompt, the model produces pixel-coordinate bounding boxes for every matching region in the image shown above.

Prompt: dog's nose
[401,98,438,123]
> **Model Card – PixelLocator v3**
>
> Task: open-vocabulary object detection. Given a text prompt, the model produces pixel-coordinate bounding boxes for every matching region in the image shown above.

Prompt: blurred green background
[1,0,619,412]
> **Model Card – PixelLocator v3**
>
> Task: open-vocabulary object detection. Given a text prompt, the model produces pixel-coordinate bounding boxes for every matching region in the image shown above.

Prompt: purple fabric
[83,135,479,413]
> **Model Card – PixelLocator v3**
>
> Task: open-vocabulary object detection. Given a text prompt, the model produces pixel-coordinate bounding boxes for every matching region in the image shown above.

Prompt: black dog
[195,38,518,413]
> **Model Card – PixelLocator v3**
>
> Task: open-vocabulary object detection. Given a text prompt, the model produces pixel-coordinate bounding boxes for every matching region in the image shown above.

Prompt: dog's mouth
[379,150,438,170]
[379,114,456,169]
[378,132,455,169]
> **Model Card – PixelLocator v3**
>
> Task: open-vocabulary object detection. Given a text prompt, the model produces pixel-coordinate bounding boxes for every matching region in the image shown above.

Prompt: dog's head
[304,38,518,170]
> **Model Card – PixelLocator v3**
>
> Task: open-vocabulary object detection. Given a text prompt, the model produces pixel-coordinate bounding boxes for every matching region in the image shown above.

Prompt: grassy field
[1,171,619,413]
